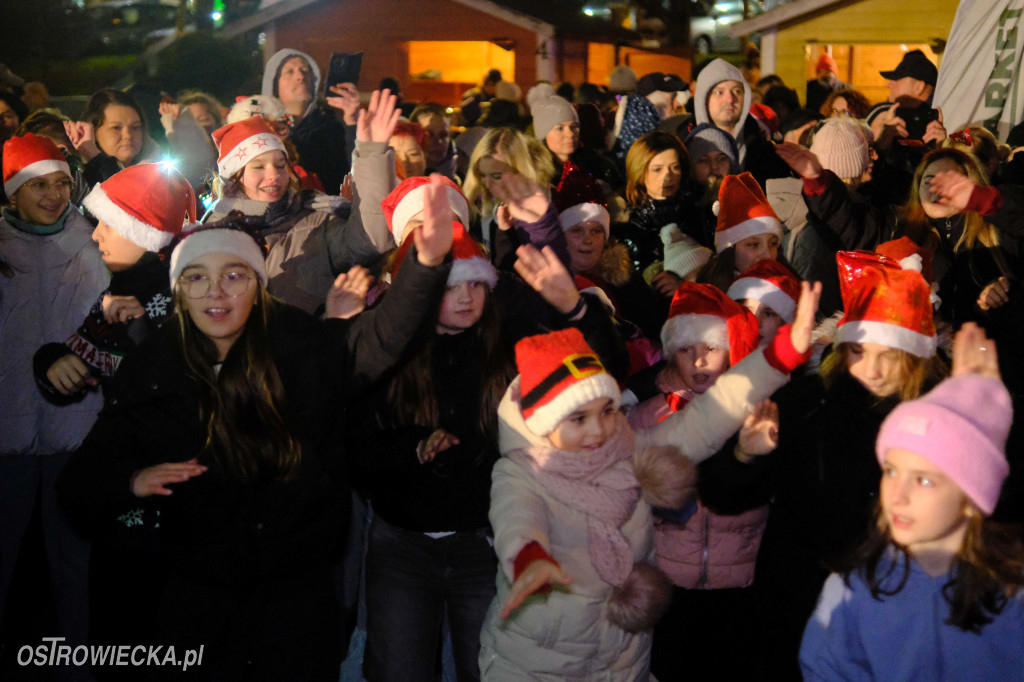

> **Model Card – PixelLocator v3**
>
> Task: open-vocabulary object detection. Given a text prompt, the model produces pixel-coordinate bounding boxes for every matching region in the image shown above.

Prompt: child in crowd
[628,283,778,681]
[35,163,195,398]
[727,258,801,347]
[801,324,1024,680]
[479,279,820,680]
[698,171,788,292]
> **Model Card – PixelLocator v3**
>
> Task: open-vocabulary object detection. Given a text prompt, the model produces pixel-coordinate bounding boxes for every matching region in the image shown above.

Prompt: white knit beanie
[810,119,869,181]
[661,224,712,281]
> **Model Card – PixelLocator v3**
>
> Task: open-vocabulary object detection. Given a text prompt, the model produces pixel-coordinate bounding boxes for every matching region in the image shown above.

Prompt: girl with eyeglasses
[56,187,454,680]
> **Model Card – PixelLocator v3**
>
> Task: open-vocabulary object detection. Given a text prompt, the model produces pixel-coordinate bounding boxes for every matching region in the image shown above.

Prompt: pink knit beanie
[810,119,869,181]
[875,375,1012,515]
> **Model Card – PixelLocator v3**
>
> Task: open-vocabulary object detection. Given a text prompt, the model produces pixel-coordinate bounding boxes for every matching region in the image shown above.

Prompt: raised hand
[63,120,100,161]
[737,399,780,459]
[500,559,573,619]
[339,174,354,202]
[102,295,145,324]
[951,322,1001,379]
[927,170,975,213]
[788,281,822,354]
[414,173,454,266]
[416,428,460,464]
[489,173,550,224]
[514,244,580,315]
[327,82,361,125]
[325,265,374,319]
[356,88,401,143]
[47,354,97,395]
[130,459,208,497]
[871,103,908,150]
[775,142,824,179]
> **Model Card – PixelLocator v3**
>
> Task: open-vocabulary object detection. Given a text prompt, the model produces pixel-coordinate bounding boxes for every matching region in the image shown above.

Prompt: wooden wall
[270,0,540,100]
[806,43,938,107]
[773,0,957,106]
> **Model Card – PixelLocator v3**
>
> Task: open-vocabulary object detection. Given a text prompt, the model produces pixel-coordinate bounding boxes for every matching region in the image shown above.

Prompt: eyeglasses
[21,178,73,195]
[830,109,852,117]
[179,271,254,299]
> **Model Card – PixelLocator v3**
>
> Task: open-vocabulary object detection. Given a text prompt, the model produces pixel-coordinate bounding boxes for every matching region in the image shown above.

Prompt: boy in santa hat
[480,276,820,680]
[727,258,802,346]
[0,132,110,668]
[35,162,196,399]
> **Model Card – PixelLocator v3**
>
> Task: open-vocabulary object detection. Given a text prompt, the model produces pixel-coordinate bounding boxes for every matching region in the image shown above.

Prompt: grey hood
[694,59,752,159]
[261,48,321,120]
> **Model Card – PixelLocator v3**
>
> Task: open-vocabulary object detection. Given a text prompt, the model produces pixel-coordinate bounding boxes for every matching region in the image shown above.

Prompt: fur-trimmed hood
[589,240,634,288]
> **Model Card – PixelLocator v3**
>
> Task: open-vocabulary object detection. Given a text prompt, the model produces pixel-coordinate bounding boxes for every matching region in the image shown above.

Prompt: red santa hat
[3,132,71,197]
[83,163,196,252]
[712,172,783,252]
[875,236,934,284]
[391,222,497,289]
[726,259,801,323]
[553,160,610,237]
[835,250,936,358]
[211,115,289,179]
[661,282,759,367]
[381,175,470,246]
[514,328,620,436]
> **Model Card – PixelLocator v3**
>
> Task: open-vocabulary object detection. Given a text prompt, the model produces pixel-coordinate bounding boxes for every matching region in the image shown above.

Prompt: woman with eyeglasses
[57,188,454,681]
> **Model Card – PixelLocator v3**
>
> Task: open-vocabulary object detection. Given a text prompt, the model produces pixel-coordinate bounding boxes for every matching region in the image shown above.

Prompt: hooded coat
[479,333,806,680]
[262,48,356,194]
[694,59,790,189]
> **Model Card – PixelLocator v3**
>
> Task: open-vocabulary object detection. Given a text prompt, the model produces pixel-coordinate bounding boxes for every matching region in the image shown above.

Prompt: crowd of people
[2,45,1024,682]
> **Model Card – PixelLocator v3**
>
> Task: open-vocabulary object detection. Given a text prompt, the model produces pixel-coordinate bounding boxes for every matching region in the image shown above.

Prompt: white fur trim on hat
[4,159,71,197]
[558,203,610,237]
[835,319,937,359]
[523,372,621,436]
[169,228,268,289]
[83,184,173,252]
[448,255,498,289]
[715,217,783,252]
[660,313,729,357]
[392,184,471,244]
[218,133,288,179]
[727,277,796,323]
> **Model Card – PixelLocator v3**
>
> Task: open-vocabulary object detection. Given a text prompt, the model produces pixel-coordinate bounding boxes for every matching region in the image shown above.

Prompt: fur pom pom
[634,445,697,510]
[607,562,673,633]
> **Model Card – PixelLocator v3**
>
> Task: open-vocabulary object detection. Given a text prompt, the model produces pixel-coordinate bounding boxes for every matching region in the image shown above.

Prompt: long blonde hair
[462,127,554,216]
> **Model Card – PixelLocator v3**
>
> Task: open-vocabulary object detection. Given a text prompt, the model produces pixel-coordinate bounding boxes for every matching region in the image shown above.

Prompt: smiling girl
[57,199,454,679]
[202,89,401,314]
[800,326,1024,680]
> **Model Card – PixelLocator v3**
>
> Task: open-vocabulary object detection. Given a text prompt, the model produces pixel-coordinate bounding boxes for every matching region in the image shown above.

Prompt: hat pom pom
[607,562,672,633]
[898,253,924,272]
[712,200,720,217]
[660,223,681,246]
[634,445,697,509]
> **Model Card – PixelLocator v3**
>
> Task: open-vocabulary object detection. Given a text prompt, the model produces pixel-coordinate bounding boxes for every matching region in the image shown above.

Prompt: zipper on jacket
[698,504,710,589]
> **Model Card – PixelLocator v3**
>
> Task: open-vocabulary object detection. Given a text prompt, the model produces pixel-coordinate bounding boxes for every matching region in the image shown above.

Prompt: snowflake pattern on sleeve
[145,293,172,319]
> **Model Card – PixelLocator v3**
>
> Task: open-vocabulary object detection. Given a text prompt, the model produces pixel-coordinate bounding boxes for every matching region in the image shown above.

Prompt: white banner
[934,0,1024,142]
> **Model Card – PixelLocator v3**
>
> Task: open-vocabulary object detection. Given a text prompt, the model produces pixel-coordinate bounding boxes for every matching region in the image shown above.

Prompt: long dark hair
[172,285,301,481]
[840,504,1024,632]
[385,284,514,442]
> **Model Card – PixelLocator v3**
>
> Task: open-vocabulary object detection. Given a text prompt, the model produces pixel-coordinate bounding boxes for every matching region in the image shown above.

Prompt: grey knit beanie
[609,65,639,93]
[685,123,739,173]
[532,95,578,141]
[810,119,869,181]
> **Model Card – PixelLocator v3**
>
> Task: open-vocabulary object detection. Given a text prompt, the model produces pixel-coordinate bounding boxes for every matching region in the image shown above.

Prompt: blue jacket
[801,554,1024,680]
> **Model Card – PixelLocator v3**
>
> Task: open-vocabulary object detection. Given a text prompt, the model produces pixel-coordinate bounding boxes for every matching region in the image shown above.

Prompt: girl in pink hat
[800,324,1024,680]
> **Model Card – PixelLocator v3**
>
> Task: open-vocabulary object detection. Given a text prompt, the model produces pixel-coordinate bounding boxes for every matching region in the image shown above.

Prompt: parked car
[689,0,763,54]
[83,1,195,55]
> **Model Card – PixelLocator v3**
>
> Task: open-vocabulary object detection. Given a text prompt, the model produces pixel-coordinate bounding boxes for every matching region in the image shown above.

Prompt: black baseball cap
[636,72,688,97]
[879,50,937,87]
